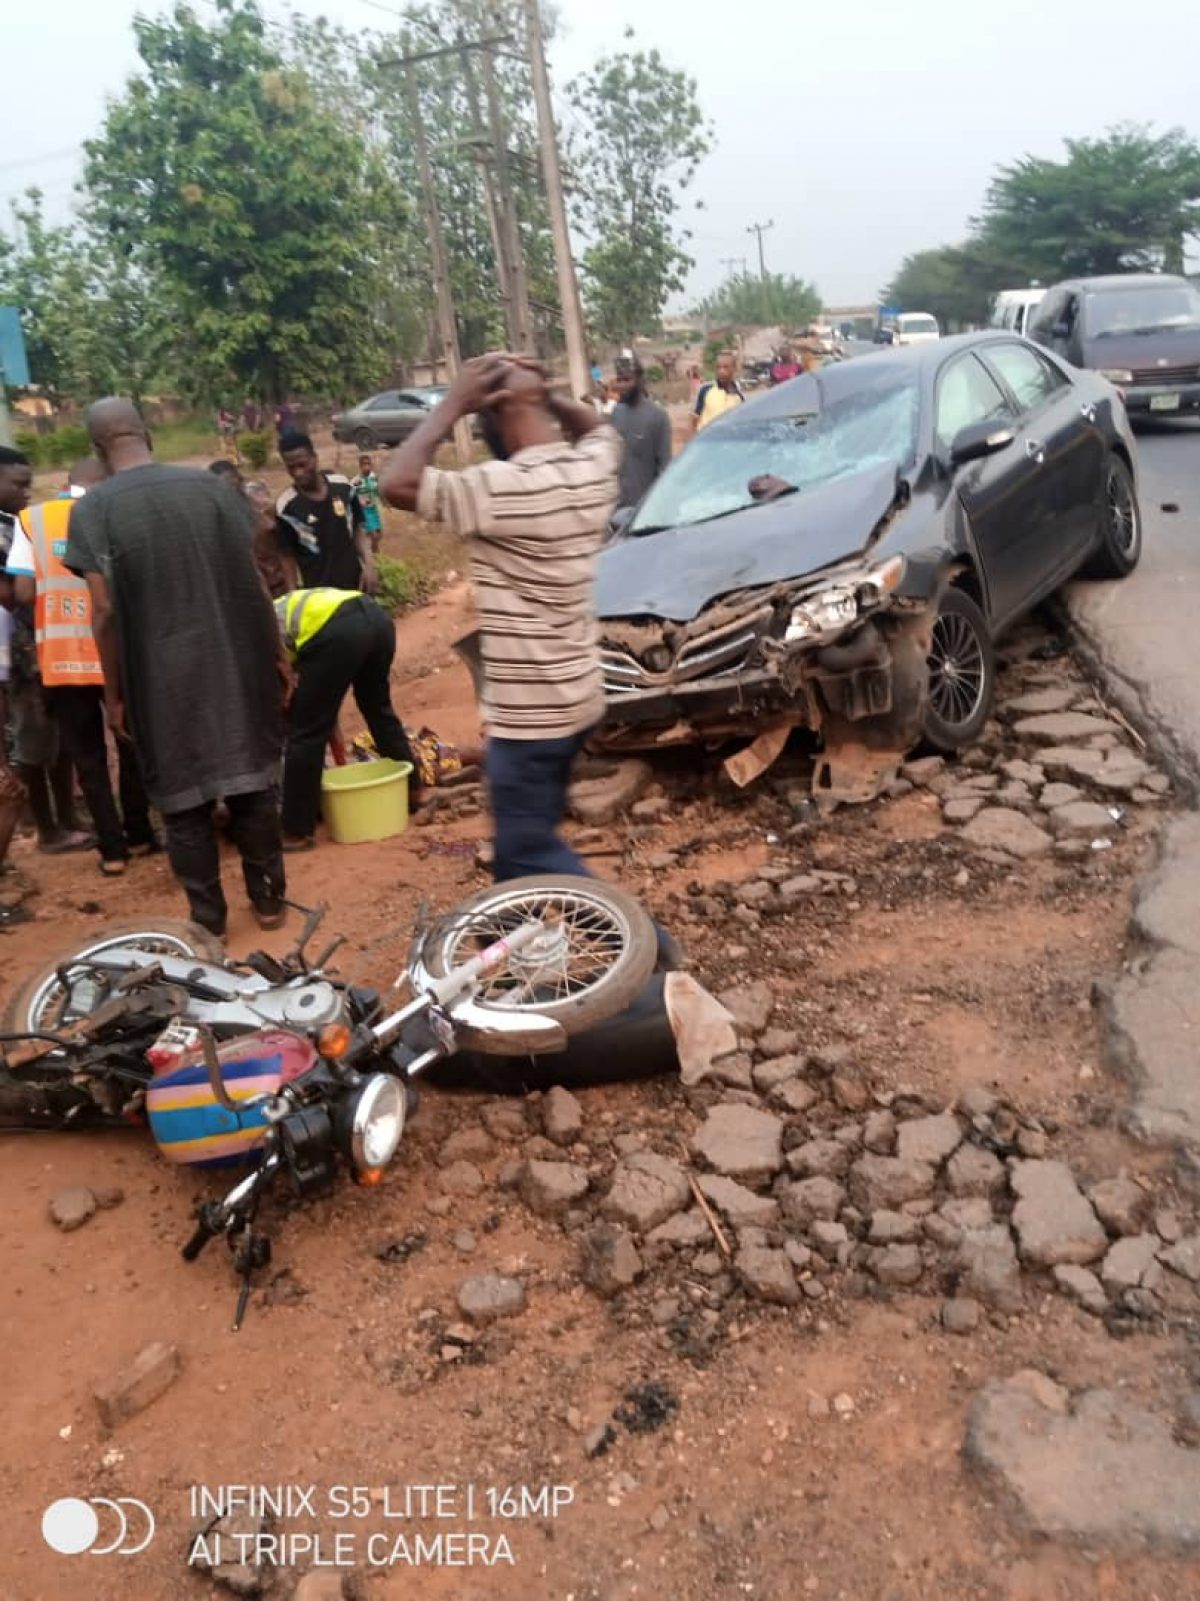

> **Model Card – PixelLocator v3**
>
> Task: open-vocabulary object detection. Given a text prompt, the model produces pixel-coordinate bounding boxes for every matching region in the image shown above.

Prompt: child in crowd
[353,454,384,553]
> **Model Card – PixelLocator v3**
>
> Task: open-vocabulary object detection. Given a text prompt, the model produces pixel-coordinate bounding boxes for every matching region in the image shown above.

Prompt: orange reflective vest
[19,499,104,687]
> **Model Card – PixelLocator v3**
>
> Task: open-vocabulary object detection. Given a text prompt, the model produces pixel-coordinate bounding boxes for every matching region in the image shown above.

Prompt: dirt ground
[2,590,1199,1601]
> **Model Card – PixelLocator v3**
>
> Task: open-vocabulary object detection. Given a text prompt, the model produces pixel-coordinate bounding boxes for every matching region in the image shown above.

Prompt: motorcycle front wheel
[2,918,226,1035]
[414,875,659,1042]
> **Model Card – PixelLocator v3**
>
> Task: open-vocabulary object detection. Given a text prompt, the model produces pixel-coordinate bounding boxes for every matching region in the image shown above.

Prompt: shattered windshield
[632,370,920,533]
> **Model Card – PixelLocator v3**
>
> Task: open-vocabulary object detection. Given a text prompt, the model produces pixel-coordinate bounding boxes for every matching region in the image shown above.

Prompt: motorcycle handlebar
[181,1221,215,1261]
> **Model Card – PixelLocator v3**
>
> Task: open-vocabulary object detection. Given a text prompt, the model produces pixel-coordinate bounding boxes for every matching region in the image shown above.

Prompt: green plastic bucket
[320,759,413,844]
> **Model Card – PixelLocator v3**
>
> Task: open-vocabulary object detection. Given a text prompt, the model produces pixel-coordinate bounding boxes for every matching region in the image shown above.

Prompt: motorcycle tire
[2,918,226,1035]
[415,874,659,1041]
[428,971,679,1092]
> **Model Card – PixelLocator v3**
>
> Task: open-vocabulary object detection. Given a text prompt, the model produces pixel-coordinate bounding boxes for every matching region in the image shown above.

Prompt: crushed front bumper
[594,602,931,754]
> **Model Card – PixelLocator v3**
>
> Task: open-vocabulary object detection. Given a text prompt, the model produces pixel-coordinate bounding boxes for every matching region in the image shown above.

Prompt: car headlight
[1100,369,1133,385]
[350,1074,406,1172]
[785,555,906,643]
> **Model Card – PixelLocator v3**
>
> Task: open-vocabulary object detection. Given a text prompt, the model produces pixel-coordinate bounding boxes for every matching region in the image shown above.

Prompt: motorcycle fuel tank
[146,1028,318,1169]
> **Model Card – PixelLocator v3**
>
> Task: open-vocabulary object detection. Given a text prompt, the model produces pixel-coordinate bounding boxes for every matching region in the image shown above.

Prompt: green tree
[881,243,1011,329]
[567,46,711,342]
[978,124,1200,280]
[0,190,172,407]
[82,1,408,404]
[697,270,822,328]
[0,191,88,402]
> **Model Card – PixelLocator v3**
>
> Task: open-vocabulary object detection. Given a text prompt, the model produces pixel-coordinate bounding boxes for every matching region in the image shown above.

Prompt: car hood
[1084,327,1200,369]
[595,462,901,623]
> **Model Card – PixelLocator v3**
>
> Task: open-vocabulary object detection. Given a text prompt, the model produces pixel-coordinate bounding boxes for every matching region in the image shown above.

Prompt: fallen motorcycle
[0,875,657,1326]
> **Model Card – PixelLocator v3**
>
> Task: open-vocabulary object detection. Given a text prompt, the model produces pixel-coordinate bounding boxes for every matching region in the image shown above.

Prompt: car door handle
[1080,402,1097,424]
[1025,438,1045,465]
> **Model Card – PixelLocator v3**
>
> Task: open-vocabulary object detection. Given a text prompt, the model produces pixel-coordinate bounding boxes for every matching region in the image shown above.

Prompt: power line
[0,147,81,175]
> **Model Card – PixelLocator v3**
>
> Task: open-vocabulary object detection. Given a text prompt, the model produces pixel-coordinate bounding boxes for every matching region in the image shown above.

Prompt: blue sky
[4,0,1200,304]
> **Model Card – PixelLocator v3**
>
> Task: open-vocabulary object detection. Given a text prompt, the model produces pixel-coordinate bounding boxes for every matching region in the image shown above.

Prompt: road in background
[1070,421,1200,780]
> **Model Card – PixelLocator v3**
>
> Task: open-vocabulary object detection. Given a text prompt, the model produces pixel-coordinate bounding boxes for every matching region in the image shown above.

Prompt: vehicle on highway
[894,313,941,347]
[991,288,1045,339]
[1028,273,1200,418]
[332,387,449,448]
[594,334,1141,795]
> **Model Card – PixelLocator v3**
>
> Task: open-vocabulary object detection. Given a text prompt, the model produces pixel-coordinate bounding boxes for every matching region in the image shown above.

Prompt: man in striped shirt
[380,355,619,881]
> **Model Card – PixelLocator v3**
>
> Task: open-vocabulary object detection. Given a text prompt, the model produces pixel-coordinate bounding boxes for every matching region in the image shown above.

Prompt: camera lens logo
[42,1497,156,1557]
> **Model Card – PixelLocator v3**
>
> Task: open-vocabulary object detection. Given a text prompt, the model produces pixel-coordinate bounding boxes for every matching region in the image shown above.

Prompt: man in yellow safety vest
[8,461,156,875]
[274,588,415,850]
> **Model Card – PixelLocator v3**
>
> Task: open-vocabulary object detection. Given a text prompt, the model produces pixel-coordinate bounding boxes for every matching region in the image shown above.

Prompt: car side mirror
[949,419,1016,468]
[607,505,636,541]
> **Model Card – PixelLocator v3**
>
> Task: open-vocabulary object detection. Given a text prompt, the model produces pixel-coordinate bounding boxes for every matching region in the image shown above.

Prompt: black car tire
[1082,454,1142,581]
[354,426,378,450]
[922,586,996,752]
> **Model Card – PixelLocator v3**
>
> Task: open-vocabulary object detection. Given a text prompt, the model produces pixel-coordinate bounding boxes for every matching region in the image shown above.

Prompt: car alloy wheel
[354,427,378,450]
[921,585,995,751]
[1083,455,1142,580]
[1106,460,1139,557]
[929,612,985,727]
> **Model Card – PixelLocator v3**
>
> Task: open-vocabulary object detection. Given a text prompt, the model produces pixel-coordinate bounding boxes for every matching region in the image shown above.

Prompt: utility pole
[399,59,472,463]
[525,0,589,401]
[458,39,510,326]
[747,220,774,280]
[719,256,747,281]
[481,46,534,353]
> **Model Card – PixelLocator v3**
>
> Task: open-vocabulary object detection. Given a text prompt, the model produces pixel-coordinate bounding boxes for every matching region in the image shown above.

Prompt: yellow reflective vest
[273,588,359,659]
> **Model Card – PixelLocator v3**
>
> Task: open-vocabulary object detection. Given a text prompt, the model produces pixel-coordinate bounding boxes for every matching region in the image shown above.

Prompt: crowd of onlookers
[1,344,769,944]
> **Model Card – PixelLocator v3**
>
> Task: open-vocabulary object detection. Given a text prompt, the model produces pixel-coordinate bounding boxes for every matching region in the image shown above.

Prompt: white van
[990,288,1046,339]
[894,312,940,346]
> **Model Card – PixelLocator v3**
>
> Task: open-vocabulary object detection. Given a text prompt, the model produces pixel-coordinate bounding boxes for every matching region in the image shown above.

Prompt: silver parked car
[332,387,449,448]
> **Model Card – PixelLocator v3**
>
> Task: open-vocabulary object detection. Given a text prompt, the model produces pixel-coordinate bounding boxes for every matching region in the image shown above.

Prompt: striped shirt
[417,427,620,739]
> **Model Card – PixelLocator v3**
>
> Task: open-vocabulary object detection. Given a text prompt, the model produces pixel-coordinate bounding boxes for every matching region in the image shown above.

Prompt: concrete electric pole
[525,0,589,401]
[401,62,473,464]
[746,220,774,280]
[481,46,534,354]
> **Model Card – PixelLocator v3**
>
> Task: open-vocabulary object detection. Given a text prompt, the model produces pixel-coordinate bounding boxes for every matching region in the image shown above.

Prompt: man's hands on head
[446,352,555,417]
[445,354,514,416]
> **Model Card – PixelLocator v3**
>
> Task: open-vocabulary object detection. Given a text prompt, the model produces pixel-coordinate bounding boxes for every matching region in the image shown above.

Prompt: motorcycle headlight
[1100,369,1133,385]
[350,1074,406,1172]
[785,555,906,643]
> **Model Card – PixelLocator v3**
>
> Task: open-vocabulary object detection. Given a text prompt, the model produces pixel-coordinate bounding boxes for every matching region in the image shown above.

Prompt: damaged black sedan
[594,333,1141,798]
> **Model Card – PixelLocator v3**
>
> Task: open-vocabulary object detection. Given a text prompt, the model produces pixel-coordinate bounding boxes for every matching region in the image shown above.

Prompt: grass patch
[151,417,223,463]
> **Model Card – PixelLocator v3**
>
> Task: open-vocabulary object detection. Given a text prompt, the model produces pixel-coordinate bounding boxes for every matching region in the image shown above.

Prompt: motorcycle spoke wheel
[415,875,659,1039]
[5,920,225,1035]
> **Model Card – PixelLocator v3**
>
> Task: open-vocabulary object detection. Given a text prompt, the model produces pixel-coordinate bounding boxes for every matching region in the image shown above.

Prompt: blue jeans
[485,731,590,882]
[485,733,679,971]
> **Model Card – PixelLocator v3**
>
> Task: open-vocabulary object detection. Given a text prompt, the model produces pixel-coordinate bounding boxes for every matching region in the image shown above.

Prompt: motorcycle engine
[248,981,345,1031]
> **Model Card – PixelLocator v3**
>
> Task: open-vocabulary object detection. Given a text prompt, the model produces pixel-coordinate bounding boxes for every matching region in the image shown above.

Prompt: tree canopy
[883,124,1200,328]
[697,271,822,329]
[2,0,677,409]
[882,244,1010,330]
[568,46,711,342]
[83,3,407,405]
[980,125,1200,280]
